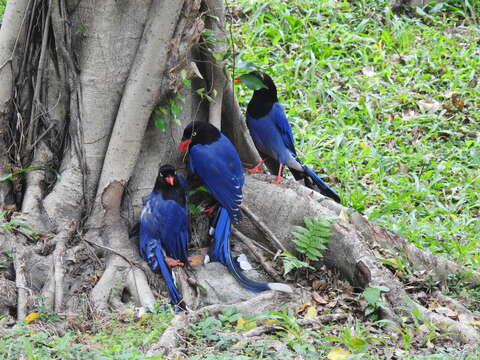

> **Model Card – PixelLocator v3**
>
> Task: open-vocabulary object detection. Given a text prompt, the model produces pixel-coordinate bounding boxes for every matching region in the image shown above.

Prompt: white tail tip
[204,254,211,264]
[268,283,293,293]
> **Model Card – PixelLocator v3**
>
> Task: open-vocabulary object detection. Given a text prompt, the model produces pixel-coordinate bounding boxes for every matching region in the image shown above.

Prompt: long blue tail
[154,245,186,311]
[302,164,341,203]
[209,207,291,293]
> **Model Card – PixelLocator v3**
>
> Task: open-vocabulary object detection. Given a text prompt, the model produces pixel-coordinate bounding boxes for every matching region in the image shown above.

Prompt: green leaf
[292,217,332,261]
[154,116,168,132]
[363,286,381,307]
[238,74,268,91]
[281,251,314,275]
[349,336,369,353]
[0,166,59,182]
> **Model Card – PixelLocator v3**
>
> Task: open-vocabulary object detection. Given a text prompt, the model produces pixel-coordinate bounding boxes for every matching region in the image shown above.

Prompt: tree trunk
[0,0,478,350]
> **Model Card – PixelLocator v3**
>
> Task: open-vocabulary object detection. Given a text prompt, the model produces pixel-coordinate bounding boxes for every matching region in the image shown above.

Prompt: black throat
[153,176,186,207]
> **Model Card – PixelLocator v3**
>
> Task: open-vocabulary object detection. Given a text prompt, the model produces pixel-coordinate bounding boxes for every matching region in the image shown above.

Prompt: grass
[178,306,480,359]
[1,0,479,358]
[0,307,173,359]
[230,0,480,269]
[0,1,5,19]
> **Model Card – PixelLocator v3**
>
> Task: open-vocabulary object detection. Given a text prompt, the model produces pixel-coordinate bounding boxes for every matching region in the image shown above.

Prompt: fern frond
[292,217,333,261]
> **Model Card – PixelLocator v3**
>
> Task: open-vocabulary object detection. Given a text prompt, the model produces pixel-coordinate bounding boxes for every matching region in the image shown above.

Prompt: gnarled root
[236,174,480,345]
[147,291,299,357]
[90,181,155,312]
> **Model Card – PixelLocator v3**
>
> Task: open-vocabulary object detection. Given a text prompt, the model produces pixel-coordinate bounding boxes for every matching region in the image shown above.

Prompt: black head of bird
[155,164,177,188]
[178,121,221,151]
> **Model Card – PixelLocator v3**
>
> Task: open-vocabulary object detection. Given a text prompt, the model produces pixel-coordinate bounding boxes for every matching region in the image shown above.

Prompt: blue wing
[139,193,188,310]
[140,193,189,265]
[189,134,244,223]
[269,102,297,156]
[246,102,298,164]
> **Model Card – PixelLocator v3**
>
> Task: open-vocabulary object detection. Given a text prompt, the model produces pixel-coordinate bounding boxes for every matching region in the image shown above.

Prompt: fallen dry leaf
[24,312,40,324]
[237,317,245,327]
[362,66,375,78]
[312,279,323,290]
[188,254,205,267]
[296,302,311,314]
[338,209,349,221]
[326,300,337,308]
[305,306,318,319]
[427,299,440,309]
[434,307,458,319]
[327,347,351,360]
[312,291,329,305]
[418,99,441,112]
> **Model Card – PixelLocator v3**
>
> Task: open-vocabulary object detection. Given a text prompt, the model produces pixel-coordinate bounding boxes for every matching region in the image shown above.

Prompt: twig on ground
[232,227,283,282]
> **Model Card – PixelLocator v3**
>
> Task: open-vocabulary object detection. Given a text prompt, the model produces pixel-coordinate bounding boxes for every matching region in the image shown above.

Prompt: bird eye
[192,131,197,136]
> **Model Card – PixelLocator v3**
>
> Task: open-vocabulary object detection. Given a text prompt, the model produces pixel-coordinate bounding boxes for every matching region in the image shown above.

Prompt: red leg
[272,164,284,184]
[247,158,267,174]
[202,204,218,215]
[166,257,184,267]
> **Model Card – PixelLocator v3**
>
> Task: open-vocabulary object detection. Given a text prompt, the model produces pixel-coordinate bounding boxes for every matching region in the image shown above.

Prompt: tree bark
[0,0,477,349]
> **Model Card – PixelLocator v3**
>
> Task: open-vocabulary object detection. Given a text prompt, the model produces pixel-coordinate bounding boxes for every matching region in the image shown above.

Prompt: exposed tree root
[350,212,480,287]
[13,242,30,321]
[91,181,155,312]
[237,174,480,345]
[244,313,350,337]
[147,291,298,357]
[1,0,478,353]
[0,279,17,318]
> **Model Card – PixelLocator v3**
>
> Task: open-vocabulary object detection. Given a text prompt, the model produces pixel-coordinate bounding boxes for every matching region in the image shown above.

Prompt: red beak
[178,139,192,152]
[165,176,174,186]
[234,77,242,83]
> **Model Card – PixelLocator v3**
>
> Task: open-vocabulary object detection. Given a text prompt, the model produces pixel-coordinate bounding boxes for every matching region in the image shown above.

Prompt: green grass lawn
[231,0,480,269]
[1,1,479,359]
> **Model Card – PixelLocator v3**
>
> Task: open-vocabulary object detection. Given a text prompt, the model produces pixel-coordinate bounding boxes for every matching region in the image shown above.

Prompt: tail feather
[210,207,291,293]
[302,165,341,203]
[154,246,186,311]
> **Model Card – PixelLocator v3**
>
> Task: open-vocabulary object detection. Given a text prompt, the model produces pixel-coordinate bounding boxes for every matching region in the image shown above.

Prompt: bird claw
[272,176,283,185]
[202,204,218,215]
[166,257,184,267]
[247,167,266,174]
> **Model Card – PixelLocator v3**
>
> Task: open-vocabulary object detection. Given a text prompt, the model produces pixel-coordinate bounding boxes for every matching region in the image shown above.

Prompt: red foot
[272,176,283,185]
[247,158,267,174]
[247,166,266,174]
[166,257,184,267]
[272,164,284,184]
[202,204,218,215]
